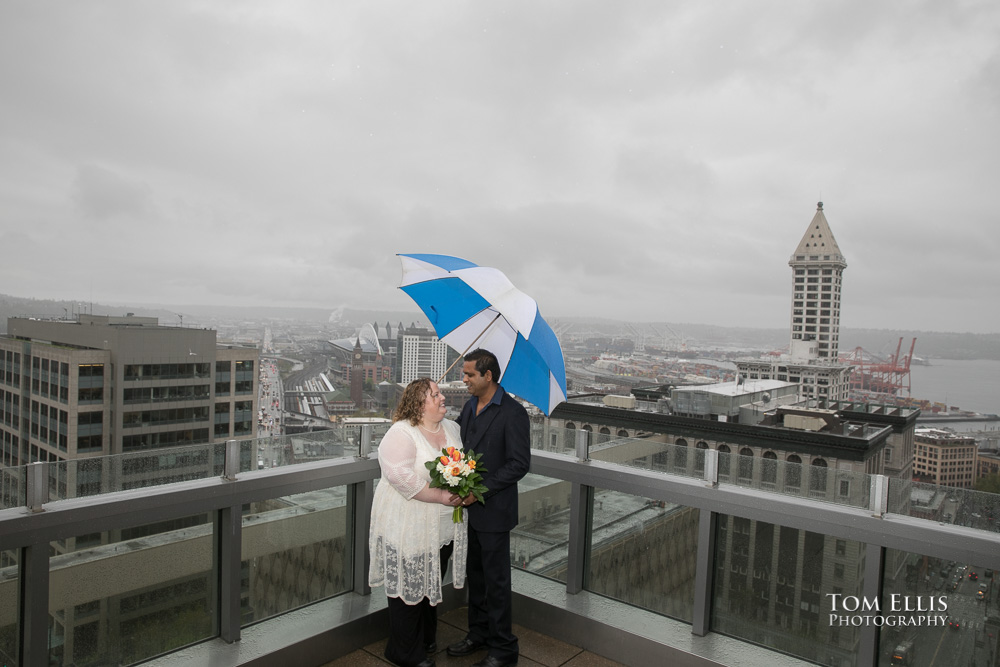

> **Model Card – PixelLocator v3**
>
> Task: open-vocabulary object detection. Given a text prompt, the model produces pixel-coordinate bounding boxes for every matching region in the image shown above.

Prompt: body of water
[907,358,1000,417]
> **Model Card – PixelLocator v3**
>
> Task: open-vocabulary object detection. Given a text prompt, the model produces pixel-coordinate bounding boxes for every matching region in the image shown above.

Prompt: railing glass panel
[48,513,215,666]
[0,548,17,667]
[512,473,572,582]
[728,456,873,510]
[529,424,580,457]
[240,486,352,626]
[592,436,706,483]
[887,479,1000,532]
[364,424,403,453]
[587,488,699,623]
[1,464,25,509]
[45,443,237,500]
[879,548,999,666]
[711,515,866,667]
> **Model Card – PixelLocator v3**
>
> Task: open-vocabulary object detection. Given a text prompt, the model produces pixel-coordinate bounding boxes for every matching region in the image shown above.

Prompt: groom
[448,348,530,667]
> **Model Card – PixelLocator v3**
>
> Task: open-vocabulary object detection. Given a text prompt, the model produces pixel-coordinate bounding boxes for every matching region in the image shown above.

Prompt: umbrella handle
[437,312,502,383]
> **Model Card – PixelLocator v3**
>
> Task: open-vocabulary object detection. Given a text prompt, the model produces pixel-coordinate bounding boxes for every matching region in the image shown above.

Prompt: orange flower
[451,450,461,461]
[468,460,476,469]
[440,456,450,465]
[448,466,461,477]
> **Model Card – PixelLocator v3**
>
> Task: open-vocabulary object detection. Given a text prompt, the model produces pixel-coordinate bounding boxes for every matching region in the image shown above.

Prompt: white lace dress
[368,419,467,605]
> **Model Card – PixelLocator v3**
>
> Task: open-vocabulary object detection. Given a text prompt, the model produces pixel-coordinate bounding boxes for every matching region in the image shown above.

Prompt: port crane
[840,337,916,398]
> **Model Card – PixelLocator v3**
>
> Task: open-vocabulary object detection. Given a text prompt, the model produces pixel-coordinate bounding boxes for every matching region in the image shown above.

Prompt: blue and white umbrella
[397,253,567,415]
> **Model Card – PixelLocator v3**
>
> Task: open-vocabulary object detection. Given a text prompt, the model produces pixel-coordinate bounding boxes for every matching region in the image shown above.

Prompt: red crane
[841,337,916,400]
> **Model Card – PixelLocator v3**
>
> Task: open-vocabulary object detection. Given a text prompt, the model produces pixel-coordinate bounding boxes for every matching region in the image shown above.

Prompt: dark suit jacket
[457,387,531,533]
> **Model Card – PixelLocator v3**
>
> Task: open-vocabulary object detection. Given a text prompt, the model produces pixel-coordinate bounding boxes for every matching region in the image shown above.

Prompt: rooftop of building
[914,427,978,444]
[671,378,795,397]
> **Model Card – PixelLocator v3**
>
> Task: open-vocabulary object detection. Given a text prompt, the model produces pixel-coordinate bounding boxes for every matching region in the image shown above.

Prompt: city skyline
[1,3,998,334]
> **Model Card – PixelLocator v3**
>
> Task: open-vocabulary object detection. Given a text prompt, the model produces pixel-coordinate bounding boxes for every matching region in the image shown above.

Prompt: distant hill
[1,294,997,360]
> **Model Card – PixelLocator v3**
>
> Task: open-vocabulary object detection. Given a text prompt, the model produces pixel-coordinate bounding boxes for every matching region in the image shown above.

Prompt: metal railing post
[19,543,49,665]
[359,425,373,458]
[223,439,240,481]
[349,479,374,596]
[216,505,242,643]
[26,461,48,512]
[691,510,718,636]
[565,482,594,594]
[703,448,719,487]
[869,474,888,517]
[575,428,590,462]
[857,543,885,667]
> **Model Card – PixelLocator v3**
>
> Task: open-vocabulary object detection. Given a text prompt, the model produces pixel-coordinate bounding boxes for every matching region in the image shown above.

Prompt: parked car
[977,584,988,600]
[948,616,961,630]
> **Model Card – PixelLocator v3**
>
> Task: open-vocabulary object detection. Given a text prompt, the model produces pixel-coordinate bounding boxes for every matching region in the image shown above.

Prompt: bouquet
[425,446,488,523]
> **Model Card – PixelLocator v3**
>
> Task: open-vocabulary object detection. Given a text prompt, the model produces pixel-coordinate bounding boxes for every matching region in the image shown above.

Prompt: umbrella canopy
[397,253,567,415]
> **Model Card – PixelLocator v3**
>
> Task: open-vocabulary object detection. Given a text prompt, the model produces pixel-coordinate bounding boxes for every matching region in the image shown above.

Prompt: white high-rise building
[397,327,449,384]
[788,202,848,361]
[737,203,853,402]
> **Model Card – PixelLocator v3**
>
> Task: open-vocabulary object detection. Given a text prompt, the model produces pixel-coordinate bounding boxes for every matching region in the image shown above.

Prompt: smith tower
[736,203,853,402]
[788,202,847,360]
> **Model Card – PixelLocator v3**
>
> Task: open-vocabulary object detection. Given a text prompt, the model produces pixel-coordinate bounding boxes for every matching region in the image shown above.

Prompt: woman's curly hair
[393,377,434,426]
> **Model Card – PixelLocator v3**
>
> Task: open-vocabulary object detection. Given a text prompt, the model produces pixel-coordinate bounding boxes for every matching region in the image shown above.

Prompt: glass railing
[511,473,572,582]
[711,517,867,667]
[1,464,26,510]
[888,479,1000,533]
[3,422,999,667]
[588,435,875,511]
[0,548,17,666]
[45,442,235,500]
[241,486,352,626]
[588,488,698,624]
[48,513,216,666]
[880,548,998,667]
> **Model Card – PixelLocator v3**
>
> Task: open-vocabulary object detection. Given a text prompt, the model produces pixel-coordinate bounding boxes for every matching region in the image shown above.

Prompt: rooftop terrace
[1,423,998,667]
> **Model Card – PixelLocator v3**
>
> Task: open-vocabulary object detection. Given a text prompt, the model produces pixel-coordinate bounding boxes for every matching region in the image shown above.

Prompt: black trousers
[384,542,453,667]
[466,527,518,661]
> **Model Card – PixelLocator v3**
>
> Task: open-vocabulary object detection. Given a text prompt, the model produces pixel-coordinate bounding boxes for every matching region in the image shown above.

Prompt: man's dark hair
[465,348,501,383]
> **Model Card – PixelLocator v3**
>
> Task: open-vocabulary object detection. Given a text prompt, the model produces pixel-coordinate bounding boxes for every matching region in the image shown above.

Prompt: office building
[0,314,258,480]
[395,325,451,384]
[913,427,978,488]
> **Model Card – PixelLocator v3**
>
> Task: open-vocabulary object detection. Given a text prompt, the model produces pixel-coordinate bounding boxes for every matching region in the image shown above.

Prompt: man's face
[462,360,491,398]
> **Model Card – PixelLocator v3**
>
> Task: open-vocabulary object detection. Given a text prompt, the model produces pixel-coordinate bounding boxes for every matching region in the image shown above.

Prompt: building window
[785,455,802,489]
[810,458,828,493]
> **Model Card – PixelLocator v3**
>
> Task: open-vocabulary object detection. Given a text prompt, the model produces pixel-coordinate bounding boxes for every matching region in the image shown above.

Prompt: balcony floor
[321,605,626,667]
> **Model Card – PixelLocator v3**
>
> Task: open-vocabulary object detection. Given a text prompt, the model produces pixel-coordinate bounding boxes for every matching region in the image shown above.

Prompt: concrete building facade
[0,315,258,475]
[396,326,450,384]
[913,427,978,488]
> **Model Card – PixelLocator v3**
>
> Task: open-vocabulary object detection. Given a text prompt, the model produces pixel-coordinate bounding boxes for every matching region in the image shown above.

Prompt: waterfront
[907,358,1000,416]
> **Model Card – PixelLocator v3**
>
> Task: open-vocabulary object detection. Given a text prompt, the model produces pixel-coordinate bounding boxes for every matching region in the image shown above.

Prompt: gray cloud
[1,1,998,332]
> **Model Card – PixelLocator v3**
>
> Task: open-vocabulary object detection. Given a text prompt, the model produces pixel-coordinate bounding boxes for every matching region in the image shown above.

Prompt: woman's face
[422,381,446,422]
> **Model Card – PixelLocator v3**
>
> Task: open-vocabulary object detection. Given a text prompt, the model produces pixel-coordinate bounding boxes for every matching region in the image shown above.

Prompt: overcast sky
[1,2,998,334]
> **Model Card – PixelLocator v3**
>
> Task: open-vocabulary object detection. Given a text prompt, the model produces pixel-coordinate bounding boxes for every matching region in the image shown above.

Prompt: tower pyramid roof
[790,202,846,266]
